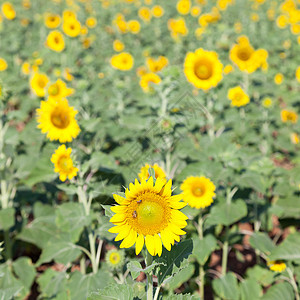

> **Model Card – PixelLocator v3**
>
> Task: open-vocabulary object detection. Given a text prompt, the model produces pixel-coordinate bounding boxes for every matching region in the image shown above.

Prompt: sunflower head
[46,31,65,53]
[180,176,216,209]
[227,86,250,107]
[109,177,188,257]
[184,48,223,91]
[138,163,166,182]
[267,260,286,272]
[281,109,298,123]
[105,249,125,270]
[30,72,49,97]
[110,52,134,71]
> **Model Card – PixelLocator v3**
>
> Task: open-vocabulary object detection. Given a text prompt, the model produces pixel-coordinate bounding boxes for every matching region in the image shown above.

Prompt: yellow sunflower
[274,73,284,85]
[184,48,223,91]
[2,2,16,20]
[36,98,80,143]
[230,36,268,73]
[152,5,164,18]
[51,144,78,182]
[63,19,81,37]
[138,163,167,182]
[44,13,61,29]
[30,72,49,97]
[281,109,298,123]
[48,79,74,101]
[108,177,188,256]
[227,86,250,107]
[180,176,216,209]
[110,52,134,71]
[296,66,300,82]
[105,249,125,270]
[291,133,299,145]
[177,0,191,15]
[267,260,286,272]
[139,72,161,92]
[46,31,65,52]
[262,97,272,108]
[146,56,168,73]
[127,20,141,34]
[0,58,8,72]
[113,40,124,52]
[138,7,152,23]
[86,17,97,28]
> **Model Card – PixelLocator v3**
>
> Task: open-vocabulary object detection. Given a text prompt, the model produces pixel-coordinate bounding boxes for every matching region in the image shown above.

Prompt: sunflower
[146,56,168,73]
[138,163,167,182]
[296,66,300,82]
[291,133,299,144]
[184,48,223,91]
[227,86,250,107]
[109,177,188,256]
[63,19,81,37]
[138,7,152,23]
[110,52,134,71]
[152,5,164,18]
[281,109,298,123]
[230,36,267,73]
[2,2,16,20]
[44,13,61,29]
[113,40,124,52]
[127,20,141,34]
[86,17,97,28]
[30,72,49,97]
[51,144,78,181]
[262,97,272,108]
[105,249,125,270]
[177,0,191,15]
[36,98,80,143]
[48,79,74,101]
[274,73,284,85]
[168,18,188,40]
[46,31,65,52]
[267,260,286,272]
[180,176,216,209]
[139,72,161,92]
[0,58,8,71]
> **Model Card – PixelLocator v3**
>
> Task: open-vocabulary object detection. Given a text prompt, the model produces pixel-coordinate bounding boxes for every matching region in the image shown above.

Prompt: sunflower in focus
[230,36,268,73]
[2,2,16,20]
[36,98,80,143]
[63,19,81,37]
[181,176,216,209]
[138,163,167,182]
[48,79,74,101]
[44,13,61,29]
[228,86,250,107]
[110,52,134,71]
[51,145,78,182]
[139,72,161,92]
[0,58,8,72]
[109,177,188,256]
[46,31,65,52]
[281,109,298,123]
[184,48,223,91]
[30,72,49,97]
[267,260,286,272]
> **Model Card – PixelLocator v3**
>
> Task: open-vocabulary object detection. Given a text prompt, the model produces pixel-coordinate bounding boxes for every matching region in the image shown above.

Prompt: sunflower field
[1,0,300,299]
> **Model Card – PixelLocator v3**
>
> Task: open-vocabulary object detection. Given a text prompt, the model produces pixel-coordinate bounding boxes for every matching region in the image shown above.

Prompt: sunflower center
[237,47,252,61]
[38,79,46,88]
[127,191,171,236]
[234,92,243,102]
[54,36,60,44]
[194,60,213,80]
[109,253,120,264]
[51,110,70,129]
[192,186,204,197]
[57,155,73,172]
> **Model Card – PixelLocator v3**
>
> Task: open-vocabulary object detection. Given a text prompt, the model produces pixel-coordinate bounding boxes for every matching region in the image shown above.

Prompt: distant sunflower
[139,72,161,92]
[0,58,8,72]
[2,2,16,20]
[281,109,298,123]
[44,13,61,29]
[105,249,125,270]
[63,19,81,37]
[138,163,167,182]
[46,31,65,52]
[110,52,134,71]
[30,72,49,97]
[109,177,188,256]
[180,176,216,209]
[267,260,286,272]
[48,79,74,101]
[227,86,250,107]
[51,144,78,181]
[184,48,223,91]
[36,98,80,143]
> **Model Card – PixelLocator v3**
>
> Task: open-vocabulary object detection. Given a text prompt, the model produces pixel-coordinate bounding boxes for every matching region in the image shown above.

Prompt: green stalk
[287,267,299,300]
[146,251,153,300]
[198,213,205,299]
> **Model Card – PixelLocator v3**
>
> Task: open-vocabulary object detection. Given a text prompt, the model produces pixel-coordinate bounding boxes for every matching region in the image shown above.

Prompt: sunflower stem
[146,251,154,300]
[287,267,300,300]
[198,212,205,299]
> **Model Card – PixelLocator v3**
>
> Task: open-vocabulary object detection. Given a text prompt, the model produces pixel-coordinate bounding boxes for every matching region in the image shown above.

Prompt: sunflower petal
[145,235,155,256]
[120,229,137,248]
[109,213,126,223]
[153,234,162,257]
[160,229,172,251]
[113,194,127,205]
[110,205,126,213]
[135,234,145,255]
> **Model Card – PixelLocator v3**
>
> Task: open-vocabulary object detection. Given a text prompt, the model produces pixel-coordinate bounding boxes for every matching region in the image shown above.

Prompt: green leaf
[156,239,193,285]
[89,152,117,171]
[56,184,78,195]
[12,257,36,290]
[271,196,300,219]
[269,232,300,261]
[212,272,239,300]
[239,171,265,193]
[261,282,294,300]
[56,202,91,242]
[164,264,195,291]
[127,261,143,280]
[192,234,218,265]
[36,268,68,298]
[37,241,82,265]
[164,294,201,299]
[0,207,15,230]
[249,232,275,255]
[87,283,135,300]
[240,279,262,300]
[67,270,114,300]
[102,205,114,218]
[206,200,247,226]
[245,265,274,287]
